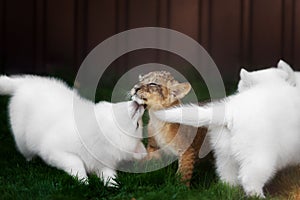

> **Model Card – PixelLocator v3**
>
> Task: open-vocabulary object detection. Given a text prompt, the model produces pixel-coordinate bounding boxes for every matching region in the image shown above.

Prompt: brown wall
[0,0,299,81]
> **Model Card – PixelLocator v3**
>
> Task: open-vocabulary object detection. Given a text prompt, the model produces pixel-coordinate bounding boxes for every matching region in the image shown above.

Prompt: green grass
[0,84,283,200]
[0,131,261,200]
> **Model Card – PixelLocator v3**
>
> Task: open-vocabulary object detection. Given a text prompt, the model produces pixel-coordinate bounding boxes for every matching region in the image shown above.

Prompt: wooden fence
[0,0,299,81]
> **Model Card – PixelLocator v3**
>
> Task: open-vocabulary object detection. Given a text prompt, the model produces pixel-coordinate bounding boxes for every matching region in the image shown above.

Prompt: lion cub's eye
[148,83,158,86]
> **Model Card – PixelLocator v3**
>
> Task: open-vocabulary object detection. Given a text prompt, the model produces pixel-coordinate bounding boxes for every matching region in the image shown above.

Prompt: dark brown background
[0,0,299,82]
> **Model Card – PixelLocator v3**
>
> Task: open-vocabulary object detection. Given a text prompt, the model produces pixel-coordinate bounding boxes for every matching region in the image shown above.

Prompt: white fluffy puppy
[155,62,300,197]
[0,75,146,186]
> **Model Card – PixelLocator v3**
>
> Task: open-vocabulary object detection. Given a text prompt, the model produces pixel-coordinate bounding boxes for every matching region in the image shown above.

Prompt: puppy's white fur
[155,64,300,197]
[0,75,146,186]
[238,60,296,92]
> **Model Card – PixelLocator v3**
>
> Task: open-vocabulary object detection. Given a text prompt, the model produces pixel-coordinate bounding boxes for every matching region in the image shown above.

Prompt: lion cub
[130,71,207,186]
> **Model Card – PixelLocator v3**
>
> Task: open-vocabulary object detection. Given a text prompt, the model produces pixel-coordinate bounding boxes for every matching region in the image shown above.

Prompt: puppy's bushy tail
[154,103,227,128]
[0,75,18,95]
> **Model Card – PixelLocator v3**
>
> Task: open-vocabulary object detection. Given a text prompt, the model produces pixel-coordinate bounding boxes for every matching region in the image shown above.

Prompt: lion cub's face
[130,71,191,110]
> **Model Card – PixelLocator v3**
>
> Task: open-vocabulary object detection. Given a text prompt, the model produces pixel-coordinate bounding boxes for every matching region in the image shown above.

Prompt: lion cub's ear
[170,82,191,101]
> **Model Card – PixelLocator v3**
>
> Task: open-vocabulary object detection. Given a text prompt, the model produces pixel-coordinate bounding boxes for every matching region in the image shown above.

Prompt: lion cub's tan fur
[131,71,207,186]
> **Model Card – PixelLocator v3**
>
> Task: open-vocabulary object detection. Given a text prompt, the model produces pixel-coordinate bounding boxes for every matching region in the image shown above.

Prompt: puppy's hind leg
[40,151,88,183]
[11,130,35,161]
[213,128,239,186]
[216,155,239,186]
[238,154,276,198]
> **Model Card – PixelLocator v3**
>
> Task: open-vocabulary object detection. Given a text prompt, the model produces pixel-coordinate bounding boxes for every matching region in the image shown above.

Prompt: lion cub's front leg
[146,125,161,160]
[177,146,196,187]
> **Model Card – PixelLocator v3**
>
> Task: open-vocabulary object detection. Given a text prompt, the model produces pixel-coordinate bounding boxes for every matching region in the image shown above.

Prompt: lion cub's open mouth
[130,86,147,108]
[129,101,146,121]
[131,95,147,109]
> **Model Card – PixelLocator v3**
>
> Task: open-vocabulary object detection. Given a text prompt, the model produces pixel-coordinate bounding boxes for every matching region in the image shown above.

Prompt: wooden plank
[282,0,294,63]
[210,0,241,81]
[158,0,169,27]
[86,0,116,52]
[85,0,119,75]
[73,0,87,70]
[116,0,128,33]
[199,0,211,51]
[45,0,74,72]
[294,0,300,69]
[5,0,35,73]
[0,0,5,72]
[34,0,46,73]
[169,0,199,41]
[128,0,157,28]
[156,0,170,67]
[127,0,158,69]
[241,0,251,66]
[114,0,129,74]
[251,0,282,67]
